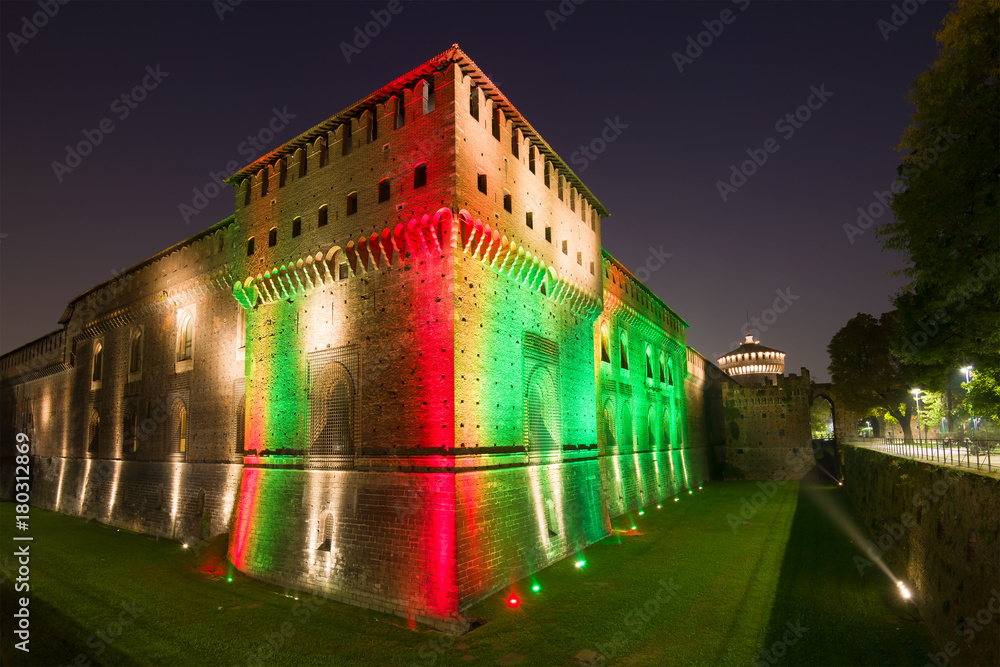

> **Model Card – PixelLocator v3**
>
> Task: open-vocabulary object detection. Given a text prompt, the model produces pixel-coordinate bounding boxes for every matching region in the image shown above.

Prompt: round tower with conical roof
[717,334,785,386]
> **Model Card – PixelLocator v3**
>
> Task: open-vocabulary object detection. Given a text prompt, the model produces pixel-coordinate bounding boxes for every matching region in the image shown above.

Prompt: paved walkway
[845,439,1000,474]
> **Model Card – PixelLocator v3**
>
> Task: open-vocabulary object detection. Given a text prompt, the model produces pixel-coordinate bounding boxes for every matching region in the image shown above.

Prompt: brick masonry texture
[842,445,1000,667]
[1,46,727,632]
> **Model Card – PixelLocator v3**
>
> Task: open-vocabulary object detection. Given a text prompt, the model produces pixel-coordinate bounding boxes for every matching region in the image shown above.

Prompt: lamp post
[911,388,922,443]
[961,366,974,438]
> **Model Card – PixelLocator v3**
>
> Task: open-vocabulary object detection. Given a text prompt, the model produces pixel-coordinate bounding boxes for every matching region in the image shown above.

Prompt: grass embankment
[0,481,936,666]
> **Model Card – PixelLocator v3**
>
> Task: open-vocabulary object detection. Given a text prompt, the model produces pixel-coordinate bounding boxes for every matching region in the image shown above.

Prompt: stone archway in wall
[809,384,843,479]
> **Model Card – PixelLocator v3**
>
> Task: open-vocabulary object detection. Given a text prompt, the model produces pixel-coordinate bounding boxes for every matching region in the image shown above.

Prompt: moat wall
[842,445,999,667]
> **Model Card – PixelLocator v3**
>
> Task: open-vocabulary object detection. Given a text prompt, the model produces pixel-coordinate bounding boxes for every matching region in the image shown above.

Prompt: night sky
[0,0,955,381]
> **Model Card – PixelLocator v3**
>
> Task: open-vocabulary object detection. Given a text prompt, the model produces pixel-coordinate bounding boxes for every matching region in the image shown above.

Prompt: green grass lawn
[0,481,937,666]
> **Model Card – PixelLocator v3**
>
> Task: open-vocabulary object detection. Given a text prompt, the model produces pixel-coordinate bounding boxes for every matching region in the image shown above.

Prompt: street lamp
[960,366,975,437]
[911,388,922,443]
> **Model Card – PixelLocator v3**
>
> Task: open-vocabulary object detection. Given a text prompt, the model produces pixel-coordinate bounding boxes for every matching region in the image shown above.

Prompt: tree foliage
[879,0,1000,373]
[964,368,1000,423]
[828,312,942,441]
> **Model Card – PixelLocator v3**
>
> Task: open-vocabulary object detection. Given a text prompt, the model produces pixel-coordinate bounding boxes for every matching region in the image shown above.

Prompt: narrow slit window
[268,227,277,247]
[503,192,512,213]
[492,107,501,140]
[299,148,307,177]
[292,217,302,237]
[525,211,533,229]
[414,163,427,188]
[395,92,405,129]
[278,158,287,187]
[346,192,358,216]
[368,110,378,143]
[477,171,487,194]
[378,178,391,203]
[243,179,251,206]
[342,123,352,156]
[577,251,583,265]
[544,225,552,243]
[544,161,550,188]
[318,205,328,227]
[246,237,255,256]
[561,239,568,255]
[511,130,519,158]
[318,137,328,167]
[529,146,535,173]
[261,169,269,197]
[570,189,575,212]
[469,84,479,120]
[422,78,435,114]
[558,176,563,201]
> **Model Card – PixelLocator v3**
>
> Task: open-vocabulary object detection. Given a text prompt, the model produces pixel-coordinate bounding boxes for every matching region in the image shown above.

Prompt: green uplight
[688,490,693,494]
[631,524,637,530]
[638,510,645,516]
[674,497,679,502]
[532,584,541,593]
[657,504,662,509]
[698,486,703,490]
[575,559,586,568]
[227,577,233,582]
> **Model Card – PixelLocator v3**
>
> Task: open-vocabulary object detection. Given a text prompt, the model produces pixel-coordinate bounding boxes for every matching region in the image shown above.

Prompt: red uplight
[507,595,520,608]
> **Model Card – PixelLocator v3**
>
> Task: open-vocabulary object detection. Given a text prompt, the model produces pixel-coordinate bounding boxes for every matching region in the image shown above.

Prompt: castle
[1,46,729,632]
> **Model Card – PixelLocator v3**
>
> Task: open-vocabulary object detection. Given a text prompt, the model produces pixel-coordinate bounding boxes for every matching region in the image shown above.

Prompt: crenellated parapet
[602,251,686,343]
[456,209,602,319]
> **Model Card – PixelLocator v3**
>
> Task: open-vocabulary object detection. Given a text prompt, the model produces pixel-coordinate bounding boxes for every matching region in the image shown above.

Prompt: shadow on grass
[0,576,135,667]
[757,481,936,667]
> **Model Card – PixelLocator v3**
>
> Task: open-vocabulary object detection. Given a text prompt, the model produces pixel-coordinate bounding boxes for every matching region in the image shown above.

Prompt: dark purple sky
[0,0,954,381]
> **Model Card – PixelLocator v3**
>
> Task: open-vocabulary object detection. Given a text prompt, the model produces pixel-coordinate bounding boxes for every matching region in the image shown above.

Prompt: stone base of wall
[598,446,710,518]
[842,445,1000,667]
[26,456,243,541]
[721,445,816,480]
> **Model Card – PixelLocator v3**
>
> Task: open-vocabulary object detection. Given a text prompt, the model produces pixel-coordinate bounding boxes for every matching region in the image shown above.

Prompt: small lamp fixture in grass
[896,581,913,601]
[507,594,520,608]
[531,583,541,593]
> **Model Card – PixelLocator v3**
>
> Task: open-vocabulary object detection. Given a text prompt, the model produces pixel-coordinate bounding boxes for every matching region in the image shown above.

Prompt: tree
[878,0,1000,374]
[964,368,1000,424]
[810,400,833,438]
[828,312,941,442]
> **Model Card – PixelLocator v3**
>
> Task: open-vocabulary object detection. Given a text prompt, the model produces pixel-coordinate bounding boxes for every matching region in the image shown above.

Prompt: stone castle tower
[1,45,723,631]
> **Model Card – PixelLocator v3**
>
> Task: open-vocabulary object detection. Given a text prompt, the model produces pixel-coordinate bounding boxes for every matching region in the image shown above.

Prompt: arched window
[92,343,103,383]
[647,406,657,450]
[414,163,427,188]
[88,410,100,455]
[646,346,653,379]
[526,366,559,463]
[346,192,358,216]
[292,217,302,237]
[235,394,246,454]
[663,408,672,448]
[378,178,391,203]
[318,204,328,227]
[310,363,355,458]
[620,403,634,454]
[123,404,137,454]
[600,324,610,364]
[129,329,143,375]
[603,401,617,452]
[619,332,629,371]
[659,354,666,383]
[268,227,277,247]
[177,315,193,361]
[172,401,188,454]
[317,512,334,551]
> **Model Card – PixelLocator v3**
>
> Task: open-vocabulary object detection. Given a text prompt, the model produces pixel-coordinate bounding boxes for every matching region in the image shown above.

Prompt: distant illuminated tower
[717,334,785,386]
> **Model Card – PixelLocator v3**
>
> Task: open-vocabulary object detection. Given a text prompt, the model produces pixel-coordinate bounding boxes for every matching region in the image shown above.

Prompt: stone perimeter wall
[842,445,999,667]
